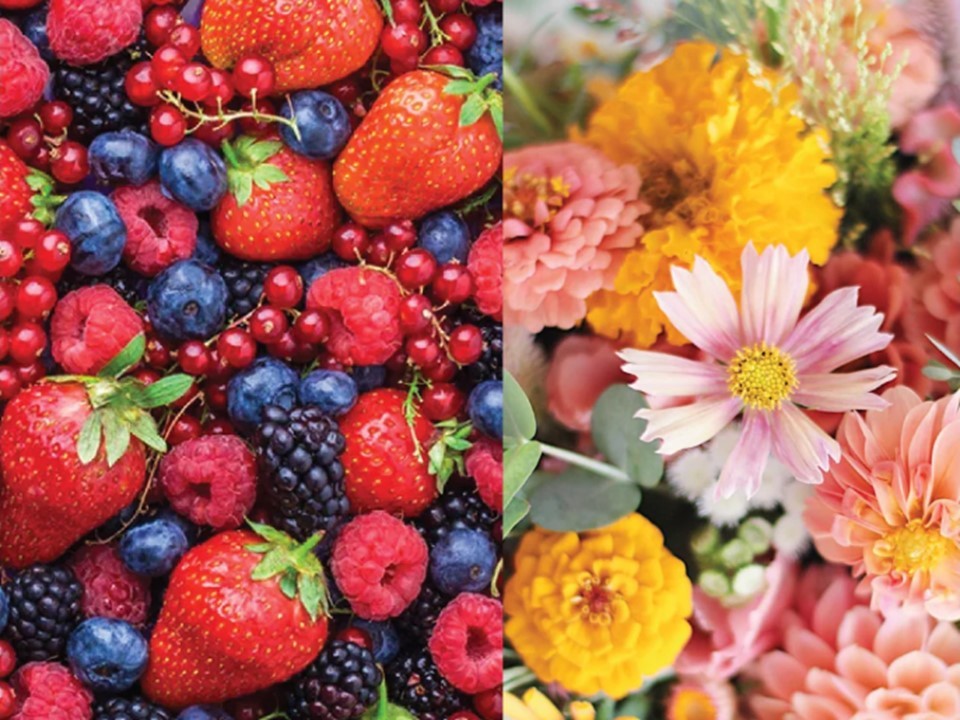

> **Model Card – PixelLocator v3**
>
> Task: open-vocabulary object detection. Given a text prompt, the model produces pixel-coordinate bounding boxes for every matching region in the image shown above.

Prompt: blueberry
[466,5,503,90]
[351,365,387,393]
[88,130,160,186]
[467,380,502,438]
[19,4,53,63]
[54,191,127,276]
[298,252,348,290]
[299,370,358,416]
[159,139,228,212]
[0,587,8,634]
[192,218,221,266]
[120,518,190,577]
[429,528,497,595]
[417,211,471,264]
[66,618,148,693]
[176,706,232,720]
[227,357,300,432]
[352,620,400,664]
[280,90,352,160]
[147,259,228,341]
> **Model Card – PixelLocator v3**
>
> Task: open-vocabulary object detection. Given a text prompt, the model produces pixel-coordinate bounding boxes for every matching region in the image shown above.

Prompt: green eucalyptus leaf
[504,371,536,447]
[923,361,957,382]
[503,495,530,536]
[504,440,541,507]
[591,384,663,487]
[528,468,640,532]
[99,334,146,378]
[77,411,103,465]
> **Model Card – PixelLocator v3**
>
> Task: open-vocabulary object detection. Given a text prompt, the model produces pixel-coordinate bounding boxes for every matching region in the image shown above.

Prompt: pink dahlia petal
[715,410,772,498]
[739,243,810,347]
[793,367,897,412]
[770,402,841,484]
[619,349,729,397]
[638,396,742,455]
[665,256,741,359]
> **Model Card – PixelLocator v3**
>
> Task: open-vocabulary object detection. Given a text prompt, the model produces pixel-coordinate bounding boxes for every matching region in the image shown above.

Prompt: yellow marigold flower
[504,514,693,699]
[504,689,641,720]
[582,41,841,347]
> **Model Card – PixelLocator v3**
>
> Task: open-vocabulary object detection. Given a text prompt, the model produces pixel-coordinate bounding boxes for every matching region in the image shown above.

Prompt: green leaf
[379,0,394,24]
[459,93,486,127]
[591,384,663,488]
[504,440,541,507]
[248,519,297,547]
[99,334,146,378]
[245,543,274,553]
[528,468,641,532]
[77,411,103,465]
[254,164,291,186]
[437,64,476,80]
[923,361,957,382]
[444,437,472,452]
[131,374,195,408]
[101,411,131,467]
[251,548,289,580]
[489,101,503,140]
[443,79,477,96]
[279,571,298,599]
[229,172,254,207]
[245,139,283,163]
[503,371,536,447]
[503,495,531,536]
[126,409,167,454]
[298,574,324,622]
[928,334,960,369]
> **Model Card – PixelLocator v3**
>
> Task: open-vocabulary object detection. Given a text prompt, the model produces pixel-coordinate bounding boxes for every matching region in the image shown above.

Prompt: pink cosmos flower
[621,244,895,498]
[806,386,960,621]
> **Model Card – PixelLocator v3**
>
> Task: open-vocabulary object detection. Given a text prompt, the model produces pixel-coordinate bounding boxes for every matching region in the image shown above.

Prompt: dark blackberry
[255,404,350,549]
[2,564,83,661]
[220,258,272,318]
[284,640,382,720]
[53,39,150,143]
[415,488,498,546]
[93,696,173,720]
[386,649,466,720]
[397,581,448,641]
[454,306,501,386]
[58,264,148,307]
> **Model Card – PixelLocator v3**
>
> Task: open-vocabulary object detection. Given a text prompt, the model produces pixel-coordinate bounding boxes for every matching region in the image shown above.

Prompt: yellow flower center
[669,688,717,720]
[504,166,571,226]
[644,159,712,226]
[877,519,952,575]
[727,342,799,410]
[572,575,620,625]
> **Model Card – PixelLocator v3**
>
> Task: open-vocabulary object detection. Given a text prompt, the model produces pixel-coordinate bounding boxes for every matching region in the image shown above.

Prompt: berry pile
[0,0,502,718]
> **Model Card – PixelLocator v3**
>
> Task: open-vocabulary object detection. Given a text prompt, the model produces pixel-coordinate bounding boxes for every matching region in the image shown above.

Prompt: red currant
[0,283,15,322]
[293,309,329,344]
[263,266,303,308]
[233,53,276,98]
[448,323,483,364]
[144,5,181,47]
[38,101,73,134]
[33,147,51,171]
[423,352,457,382]
[448,713,481,720]
[331,222,370,260]
[191,118,236,147]
[130,368,162,386]
[9,322,46,366]
[399,293,433,334]
[16,276,57,319]
[365,236,392,267]
[383,219,417,252]
[203,380,229,411]
[406,333,441,367]
[145,336,173,368]
[50,141,90,185]
[315,353,345,371]
[16,360,45,385]
[6,117,42,160]
[176,62,212,102]
[203,68,236,109]
[473,687,502,720]
[0,241,23,279]
[431,263,475,304]
[250,306,289,344]
[422,382,465,421]
[267,330,298,362]
[0,680,14,720]
[217,328,257,368]
[381,22,427,61]
[335,627,373,649]
[171,381,199,408]
[150,104,188,146]
[126,61,161,106]
[35,230,72,273]
[168,23,201,59]
[177,340,212,376]
[152,45,187,89]
[203,418,235,436]
[167,414,202,445]
[206,347,234,381]
[396,248,438,289]
[0,366,19,401]
[0,640,15,679]
[428,0,461,12]
[326,76,361,107]
[237,98,277,135]
[422,44,464,67]
[439,13,477,50]
[389,55,420,76]
[11,218,45,251]
[0,329,9,362]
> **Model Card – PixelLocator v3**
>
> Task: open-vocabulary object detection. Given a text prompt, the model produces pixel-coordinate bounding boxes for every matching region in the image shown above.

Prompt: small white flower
[667,448,717,501]
[706,424,741,472]
[781,481,814,517]
[772,513,811,557]
[696,489,750,527]
[750,457,790,511]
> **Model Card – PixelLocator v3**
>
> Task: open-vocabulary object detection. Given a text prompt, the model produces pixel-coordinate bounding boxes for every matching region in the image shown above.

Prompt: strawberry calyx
[244,520,331,623]
[436,65,504,140]
[221,136,291,207]
[46,333,194,467]
[25,168,67,226]
[427,418,473,492]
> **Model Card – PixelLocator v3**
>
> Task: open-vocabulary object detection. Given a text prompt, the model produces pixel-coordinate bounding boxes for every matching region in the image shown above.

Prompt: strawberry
[333,68,502,228]
[212,136,339,261]
[141,524,330,709]
[0,142,64,236]
[0,335,192,569]
[199,0,382,93]
[340,388,438,517]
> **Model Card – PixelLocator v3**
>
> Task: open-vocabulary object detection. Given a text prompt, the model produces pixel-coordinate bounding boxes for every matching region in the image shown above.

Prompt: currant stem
[156,90,302,141]
[421,0,449,45]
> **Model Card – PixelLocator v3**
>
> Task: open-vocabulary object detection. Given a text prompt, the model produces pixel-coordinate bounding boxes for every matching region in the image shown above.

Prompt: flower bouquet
[502,0,960,717]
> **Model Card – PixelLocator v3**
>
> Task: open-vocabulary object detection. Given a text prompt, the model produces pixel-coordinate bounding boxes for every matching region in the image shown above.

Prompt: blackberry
[53,39,150,143]
[221,258,272,318]
[397,581,448,641]
[255,404,349,548]
[93,696,173,720]
[284,640,382,720]
[415,488,498,546]
[454,306,501,386]
[2,564,83,661]
[386,649,466,720]
[58,264,147,307]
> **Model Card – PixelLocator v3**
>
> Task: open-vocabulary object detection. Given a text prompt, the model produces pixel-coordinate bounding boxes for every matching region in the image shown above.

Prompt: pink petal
[769,402,841,484]
[887,650,948,692]
[793,368,897,412]
[638,396,742,455]
[664,255,741,358]
[618,349,729,397]
[872,611,931,664]
[715,410,772,498]
[740,243,810,347]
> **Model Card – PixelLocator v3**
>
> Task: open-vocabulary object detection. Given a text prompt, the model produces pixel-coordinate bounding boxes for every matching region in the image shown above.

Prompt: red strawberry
[0,19,49,118]
[0,142,64,235]
[0,337,193,568]
[340,388,437,517]
[200,0,382,93]
[333,69,502,228]
[212,136,339,261]
[141,525,330,709]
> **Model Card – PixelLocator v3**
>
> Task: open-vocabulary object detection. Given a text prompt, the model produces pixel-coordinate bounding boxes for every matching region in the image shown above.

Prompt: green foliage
[528,468,642,531]
[503,371,538,534]
[591,385,663,487]
[924,335,960,391]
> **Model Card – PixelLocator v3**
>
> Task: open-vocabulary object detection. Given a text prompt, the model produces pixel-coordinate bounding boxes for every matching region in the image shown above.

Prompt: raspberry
[113,181,198,277]
[159,435,258,530]
[67,543,151,626]
[465,437,502,512]
[0,20,49,119]
[467,222,501,319]
[50,285,144,376]
[47,0,143,66]
[331,511,429,621]
[427,593,502,694]
[307,268,402,366]
[10,662,93,720]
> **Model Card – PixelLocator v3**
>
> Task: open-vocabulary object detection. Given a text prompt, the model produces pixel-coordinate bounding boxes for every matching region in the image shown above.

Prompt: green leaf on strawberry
[427,419,474,492]
[437,67,503,139]
[98,333,146,378]
[222,137,291,207]
[77,410,103,465]
[25,168,67,226]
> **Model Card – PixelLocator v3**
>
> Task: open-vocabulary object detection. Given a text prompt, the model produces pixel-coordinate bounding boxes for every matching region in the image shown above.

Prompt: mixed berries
[0,0,501,717]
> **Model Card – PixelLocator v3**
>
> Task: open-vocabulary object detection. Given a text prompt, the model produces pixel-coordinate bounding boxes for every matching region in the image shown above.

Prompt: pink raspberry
[11,662,93,720]
[467,222,502,319]
[50,285,144,375]
[113,181,198,277]
[0,19,49,119]
[428,593,502,694]
[331,511,428,621]
[306,267,402,366]
[159,435,257,530]
[47,0,142,66]
[67,543,150,626]
[465,436,502,512]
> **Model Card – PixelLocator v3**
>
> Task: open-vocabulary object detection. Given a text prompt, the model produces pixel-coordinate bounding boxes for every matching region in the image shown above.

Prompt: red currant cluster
[126,6,284,146]
[380,0,484,75]
[5,101,88,184]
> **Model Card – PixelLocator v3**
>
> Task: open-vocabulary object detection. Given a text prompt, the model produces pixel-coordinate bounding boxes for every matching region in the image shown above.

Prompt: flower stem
[502,665,537,692]
[539,442,631,483]
[503,61,554,137]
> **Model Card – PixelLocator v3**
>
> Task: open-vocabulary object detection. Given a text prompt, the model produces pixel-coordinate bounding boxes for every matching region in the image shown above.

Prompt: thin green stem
[502,665,537,692]
[503,61,554,136]
[539,442,631,483]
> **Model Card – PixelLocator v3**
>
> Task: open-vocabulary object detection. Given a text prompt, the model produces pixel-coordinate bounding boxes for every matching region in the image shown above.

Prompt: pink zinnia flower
[503,142,648,333]
[546,335,627,432]
[621,244,895,497]
[806,386,960,621]
[749,564,960,719]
